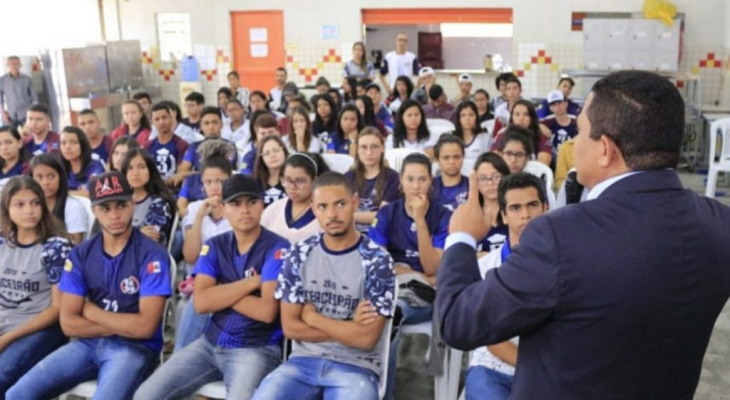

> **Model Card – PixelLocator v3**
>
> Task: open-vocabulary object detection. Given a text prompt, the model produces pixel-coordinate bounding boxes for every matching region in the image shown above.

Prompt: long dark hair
[356,96,377,127]
[334,104,365,146]
[313,94,338,134]
[29,154,69,222]
[327,88,343,111]
[352,42,367,67]
[391,75,414,101]
[60,126,93,183]
[353,127,388,205]
[0,126,27,171]
[453,101,484,141]
[393,99,430,148]
[475,152,511,207]
[254,135,289,190]
[248,110,272,144]
[288,106,314,151]
[121,148,175,215]
[343,77,358,103]
[1,176,69,246]
[109,136,140,172]
[122,100,150,130]
[509,99,542,155]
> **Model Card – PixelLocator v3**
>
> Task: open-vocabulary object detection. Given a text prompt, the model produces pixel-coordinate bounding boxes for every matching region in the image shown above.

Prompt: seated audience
[0,177,73,395]
[59,126,105,195]
[7,172,171,400]
[247,90,271,120]
[181,92,205,133]
[134,174,289,400]
[423,84,455,121]
[474,153,511,253]
[365,83,394,130]
[77,109,113,163]
[355,95,386,135]
[432,135,469,211]
[239,112,281,175]
[327,104,365,157]
[110,100,152,147]
[109,136,140,172]
[252,172,396,400]
[452,100,491,161]
[254,135,289,207]
[0,126,29,181]
[261,152,329,243]
[122,148,175,245]
[227,71,251,110]
[327,88,344,111]
[284,106,325,153]
[385,99,437,159]
[541,90,578,169]
[492,77,523,131]
[174,106,230,186]
[497,127,556,209]
[145,103,189,182]
[537,76,581,119]
[474,89,494,128]
[312,94,338,142]
[355,79,372,98]
[30,154,88,244]
[453,73,474,105]
[22,104,60,157]
[221,99,248,143]
[133,92,153,118]
[150,101,202,145]
[345,127,400,232]
[489,73,514,112]
[386,76,414,116]
[411,67,436,105]
[467,173,547,400]
[492,100,552,165]
[217,87,233,120]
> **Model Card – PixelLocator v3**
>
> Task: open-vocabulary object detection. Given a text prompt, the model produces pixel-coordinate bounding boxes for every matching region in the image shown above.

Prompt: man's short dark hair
[28,104,49,116]
[227,71,240,79]
[434,134,465,159]
[504,76,522,89]
[201,106,222,120]
[495,72,515,90]
[428,84,445,101]
[150,102,170,114]
[276,67,287,76]
[7,56,20,62]
[185,92,205,105]
[313,171,356,196]
[315,77,330,87]
[588,70,684,170]
[133,92,151,102]
[500,126,534,156]
[79,109,97,117]
[558,77,575,88]
[254,114,278,130]
[497,172,546,215]
[365,83,381,93]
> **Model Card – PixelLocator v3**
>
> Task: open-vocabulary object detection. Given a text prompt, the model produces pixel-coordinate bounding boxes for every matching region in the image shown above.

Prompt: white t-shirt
[383,51,417,89]
[64,196,88,235]
[389,98,404,115]
[270,87,283,111]
[183,200,233,243]
[260,198,322,244]
[385,133,438,152]
[222,121,250,144]
[494,103,511,125]
[149,123,204,145]
[463,133,492,161]
[470,246,519,376]
[283,135,325,154]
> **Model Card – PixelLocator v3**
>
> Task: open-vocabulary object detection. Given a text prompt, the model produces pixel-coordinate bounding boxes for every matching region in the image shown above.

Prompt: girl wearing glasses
[491,99,552,165]
[474,152,511,254]
[260,152,330,243]
[254,135,290,207]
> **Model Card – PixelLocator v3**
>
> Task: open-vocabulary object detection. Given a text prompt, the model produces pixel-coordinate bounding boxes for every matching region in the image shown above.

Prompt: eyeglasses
[282,177,310,188]
[261,147,283,158]
[503,151,527,160]
[477,174,503,185]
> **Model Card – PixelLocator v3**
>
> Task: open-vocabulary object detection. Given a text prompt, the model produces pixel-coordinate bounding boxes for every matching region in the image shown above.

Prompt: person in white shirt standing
[467,172,547,400]
[227,71,250,110]
[269,68,287,112]
[379,33,421,96]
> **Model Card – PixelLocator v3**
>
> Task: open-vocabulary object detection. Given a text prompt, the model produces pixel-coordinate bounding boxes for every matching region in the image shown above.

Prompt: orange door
[231,11,285,93]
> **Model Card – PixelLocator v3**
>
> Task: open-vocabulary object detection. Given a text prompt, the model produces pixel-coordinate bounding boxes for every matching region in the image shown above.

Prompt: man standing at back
[0,56,37,128]
[437,70,730,400]
[379,33,420,96]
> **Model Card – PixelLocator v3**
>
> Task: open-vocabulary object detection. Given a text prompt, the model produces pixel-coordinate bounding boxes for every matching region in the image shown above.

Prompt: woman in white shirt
[452,101,492,161]
[283,106,325,154]
[260,152,329,244]
[385,99,437,159]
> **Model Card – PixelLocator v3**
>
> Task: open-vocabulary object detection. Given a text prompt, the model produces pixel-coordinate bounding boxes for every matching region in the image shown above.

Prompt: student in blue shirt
[327,104,364,157]
[254,135,289,207]
[145,103,190,184]
[432,135,469,211]
[355,95,386,136]
[22,104,60,157]
[78,109,114,165]
[536,77,582,119]
[345,127,400,232]
[365,83,394,130]
[174,106,229,186]
[7,171,171,400]
[474,152,511,254]
[134,174,289,400]
[59,126,106,195]
[0,126,28,181]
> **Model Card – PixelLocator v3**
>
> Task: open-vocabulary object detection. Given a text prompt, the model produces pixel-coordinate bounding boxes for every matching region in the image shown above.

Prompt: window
[156,13,192,62]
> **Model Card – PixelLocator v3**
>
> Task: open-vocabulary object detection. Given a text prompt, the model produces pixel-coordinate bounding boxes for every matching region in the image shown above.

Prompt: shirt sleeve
[192,240,219,280]
[368,207,390,247]
[262,241,288,282]
[59,249,87,296]
[183,202,198,230]
[65,198,88,234]
[364,251,396,318]
[539,133,553,154]
[382,172,401,203]
[182,143,196,164]
[379,58,389,75]
[177,140,190,166]
[431,208,452,249]
[139,250,172,297]
[412,58,421,76]
[42,237,73,285]
[275,245,305,303]
[179,177,191,199]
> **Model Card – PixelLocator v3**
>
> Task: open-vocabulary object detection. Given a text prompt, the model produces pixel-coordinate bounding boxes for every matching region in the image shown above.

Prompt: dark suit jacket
[437,170,730,400]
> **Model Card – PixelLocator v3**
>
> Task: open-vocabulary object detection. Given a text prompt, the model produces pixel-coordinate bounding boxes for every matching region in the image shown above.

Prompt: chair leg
[706,166,718,198]
[446,349,463,400]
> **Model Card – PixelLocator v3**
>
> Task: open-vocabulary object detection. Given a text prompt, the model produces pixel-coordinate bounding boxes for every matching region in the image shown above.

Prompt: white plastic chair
[705,118,730,197]
[70,195,94,238]
[167,213,179,253]
[400,321,461,400]
[481,119,495,135]
[322,153,354,174]
[426,118,455,132]
[385,148,426,173]
[524,161,557,210]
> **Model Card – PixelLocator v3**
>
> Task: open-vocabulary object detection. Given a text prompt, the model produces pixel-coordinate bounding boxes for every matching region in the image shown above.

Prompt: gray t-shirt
[0,237,72,334]
[276,234,396,376]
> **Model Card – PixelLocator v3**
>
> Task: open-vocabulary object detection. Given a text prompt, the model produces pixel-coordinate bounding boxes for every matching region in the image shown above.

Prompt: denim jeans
[6,337,158,400]
[465,366,514,400]
[252,356,379,400]
[0,325,67,399]
[134,336,280,400]
[173,296,210,353]
[384,299,433,400]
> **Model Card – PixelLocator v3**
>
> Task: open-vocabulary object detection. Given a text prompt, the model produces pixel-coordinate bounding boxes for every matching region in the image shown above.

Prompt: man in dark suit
[436,70,730,400]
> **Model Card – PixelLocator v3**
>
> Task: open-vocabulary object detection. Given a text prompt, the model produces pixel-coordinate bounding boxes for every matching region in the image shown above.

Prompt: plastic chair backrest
[384,148,426,173]
[70,195,94,238]
[322,153,354,174]
[481,119,495,135]
[524,161,554,193]
[709,118,730,165]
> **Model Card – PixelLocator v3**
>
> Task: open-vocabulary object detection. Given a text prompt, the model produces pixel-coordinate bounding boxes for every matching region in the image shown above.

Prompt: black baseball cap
[429,84,444,101]
[88,172,133,206]
[222,174,264,203]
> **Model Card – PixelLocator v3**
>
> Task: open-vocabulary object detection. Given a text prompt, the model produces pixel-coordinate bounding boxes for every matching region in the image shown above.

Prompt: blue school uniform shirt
[344,168,401,232]
[91,136,113,164]
[285,199,316,228]
[145,135,189,180]
[240,143,256,175]
[0,160,27,179]
[23,132,60,157]
[476,225,509,253]
[59,228,171,352]
[67,160,105,190]
[368,198,451,273]
[193,228,290,348]
[326,133,352,155]
[432,175,469,212]
[179,174,206,202]
[375,105,394,129]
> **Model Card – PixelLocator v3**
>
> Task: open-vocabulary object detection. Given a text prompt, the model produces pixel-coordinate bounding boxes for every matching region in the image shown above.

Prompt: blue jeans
[6,337,158,400]
[464,366,514,400]
[252,357,379,400]
[0,325,67,399]
[384,299,433,400]
[173,296,210,353]
[134,336,280,400]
